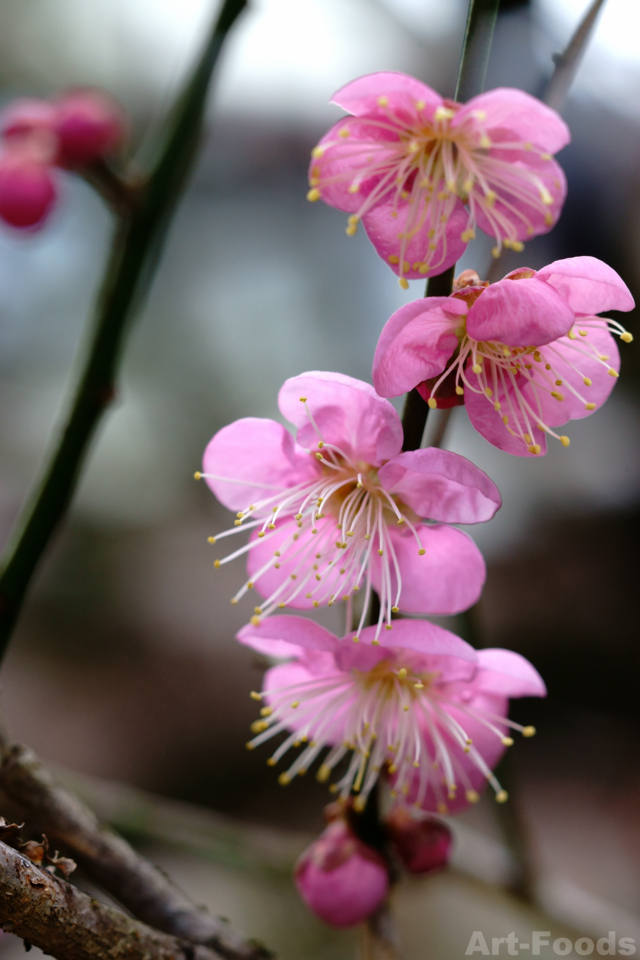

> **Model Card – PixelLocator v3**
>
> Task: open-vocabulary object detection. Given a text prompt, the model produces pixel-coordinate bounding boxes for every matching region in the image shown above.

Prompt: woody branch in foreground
[0,838,230,960]
[0,743,270,960]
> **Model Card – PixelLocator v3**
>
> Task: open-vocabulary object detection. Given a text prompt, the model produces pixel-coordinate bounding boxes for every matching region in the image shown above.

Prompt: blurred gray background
[0,0,638,956]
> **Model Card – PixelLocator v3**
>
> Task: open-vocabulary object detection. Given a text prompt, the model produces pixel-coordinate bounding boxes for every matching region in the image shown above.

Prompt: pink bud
[386,808,452,875]
[294,821,389,928]
[0,99,58,164]
[53,90,125,167]
[0,154,57,229]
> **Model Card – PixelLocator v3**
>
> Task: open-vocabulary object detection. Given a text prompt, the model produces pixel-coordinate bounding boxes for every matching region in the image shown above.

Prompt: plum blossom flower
[308,72,569,287]
[240,615,545,813]
[373,257,635,456]
[199,372,500,639]
[294,819,389,927]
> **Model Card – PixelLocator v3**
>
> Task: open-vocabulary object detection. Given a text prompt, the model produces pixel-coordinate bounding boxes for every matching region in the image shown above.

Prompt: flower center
[247,654,536,812]
[308,97,558,286]
[199,399,426,641]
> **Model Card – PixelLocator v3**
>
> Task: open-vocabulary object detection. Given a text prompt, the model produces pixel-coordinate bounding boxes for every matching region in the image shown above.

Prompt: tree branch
[0,838,228,960]
[542,0,607,111]
[0,744,270,960]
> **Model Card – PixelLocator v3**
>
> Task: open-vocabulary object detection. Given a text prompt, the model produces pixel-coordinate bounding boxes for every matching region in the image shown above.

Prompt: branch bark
[0,744,270,960]
[0,838,228,960]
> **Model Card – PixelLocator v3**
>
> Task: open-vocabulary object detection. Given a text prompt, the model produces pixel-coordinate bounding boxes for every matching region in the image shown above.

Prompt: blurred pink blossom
[294,819,389,927]
[201,371,500,639]
[238,615,545,814]
[373,257,634,456]
[0,154,57,229]
[53,90,125,168]
[308,72,570,287]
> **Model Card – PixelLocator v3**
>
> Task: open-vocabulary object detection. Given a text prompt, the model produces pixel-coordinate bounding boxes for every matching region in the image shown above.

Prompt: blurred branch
[0,743,271,960]
[543,0,607,111]
[455,0,500,103]
[0,0,247,664]
[364,903,402,960]
[0,838,229,960]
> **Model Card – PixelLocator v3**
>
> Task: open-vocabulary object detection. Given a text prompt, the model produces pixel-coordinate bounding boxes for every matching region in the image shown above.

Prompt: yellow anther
[388,764,397,774]
[230,598,238,605]
[346,224,358,236]
[502,415,509,424]
[245,742,254,750]
[234,520,242,527]
[551,391,564,401]
[399,278,409,290]
[522,726,536,737]
[338,127,351,139]
[266,757,277,766]
[465,789,480,804]
[251,720,269,733]
[455,385,464,396]
[388,254,399,264]
[485,387,493,397]
[352,635,360,643]
[250,691,262,700]
[353,796,366,812]
[485,189,497,206]
[555,379,563,387]
[377,96,389,106]
[372,639,380,646]
[427,397,437,409]
[391,606,399,613]
[407,140,419,154]
[385,624,393,631]
[582,377,592,387]
[511,240,524,252]
[527,444,541,455]
[524,433,532,443]
[567,328,577,340]
[397,668,407,679]
[495,790,509,804]
[291,701,300,709]
[207,537,216,545]
[579,329,588,337]
[250,615,261,626]
[418,548,426,556]
[311,145,324,158]
[502,736,514,747]
[585,402,596,410]
[306,188,321,202]
[434,106,454,121]
[414,682,424,690]
[278,773,291,786]
[194,471,202,480]
[213,559,221,568]
[437,802,448,814]
[317,764,331,782]
[260,706,273,717]
[557,435,570,448]
[347,183,360,194]
[493,402,501,411]
[462,179,474,194]
[621,331,633,343]
[461,229,475,242]
[378,549,384,556]
[608,368,619,377]
[254,606,262,614]
[472,363,482,374]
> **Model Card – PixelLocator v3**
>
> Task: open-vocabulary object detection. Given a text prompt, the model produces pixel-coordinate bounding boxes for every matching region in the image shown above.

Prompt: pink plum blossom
[240,615,545,813]
[0,153,57,229]
[308,72,569,287]
[53,90,125,168]
[373,257,635,456]
[294,819,389,927]
[200,372,500,639]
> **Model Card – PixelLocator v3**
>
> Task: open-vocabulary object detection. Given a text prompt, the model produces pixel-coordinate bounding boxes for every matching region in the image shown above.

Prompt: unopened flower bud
[0,99,57,164]
[53,90,125,167]
[386,807,452,875]
[294,820,389,927]
[0,155,57,229]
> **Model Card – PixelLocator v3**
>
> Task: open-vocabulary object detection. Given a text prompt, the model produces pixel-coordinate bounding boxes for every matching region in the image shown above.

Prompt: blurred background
[0,0,638,956]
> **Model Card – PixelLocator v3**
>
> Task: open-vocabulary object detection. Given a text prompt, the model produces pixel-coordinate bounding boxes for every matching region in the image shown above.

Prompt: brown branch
[0,838,227,960]
[0,744,270,960]
[542,0,607,111]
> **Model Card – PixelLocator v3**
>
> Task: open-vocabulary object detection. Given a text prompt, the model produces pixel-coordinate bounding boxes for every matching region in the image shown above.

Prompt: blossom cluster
[0,90,124,229]
[193,71,634,928]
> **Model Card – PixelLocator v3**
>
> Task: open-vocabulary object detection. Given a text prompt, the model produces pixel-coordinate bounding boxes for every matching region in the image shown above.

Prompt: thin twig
[0,0,247,663]
[0,744,270,960]
[0,839,228,960]
[542,0,607,110]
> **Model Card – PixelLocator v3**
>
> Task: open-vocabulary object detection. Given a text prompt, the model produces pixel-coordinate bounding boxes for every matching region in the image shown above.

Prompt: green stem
[0,0,247,663]
[400,0,499,451]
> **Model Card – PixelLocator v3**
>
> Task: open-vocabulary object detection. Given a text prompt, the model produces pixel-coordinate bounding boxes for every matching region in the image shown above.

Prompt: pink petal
[237,614,338,657]
[471,155,566,243]
[464,370,549,457]
[404,694,509,814]
[246,518,357,610]
[331,72,442,120]
[203,418,316,512]
[372,524,486,615]
[467,276,575,346]
[310,116,401,214]
[537,256,635,315]
[263,661,349,745]
[278,371,403,465]
[456,88,570,154]
[476,649,547,698]
[352,617,478,662]
[372,297,465,398]
[378,448,501,522]
[361,194,468,281]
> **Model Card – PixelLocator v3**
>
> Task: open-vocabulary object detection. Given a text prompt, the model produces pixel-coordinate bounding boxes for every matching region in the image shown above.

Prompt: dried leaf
[48,853,77,878]
[0,817,24,848]
[21,836,48,866]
